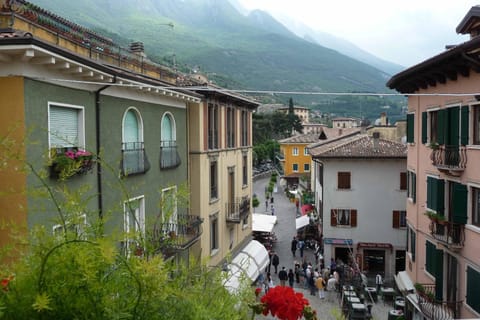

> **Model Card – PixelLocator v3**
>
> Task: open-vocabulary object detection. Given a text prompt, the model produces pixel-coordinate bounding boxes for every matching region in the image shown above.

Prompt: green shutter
[467,266,480,313]
[413,173,416,203]
[425,241,435,274]
[435,249,444,301]
[422,112,428,144]
[411,230,416,262]
[452,182,468,224]
[407,113,414,143]
[461,105,469,146]
[427,176,433,210]
[437,109,446,145]
[437,179,445,216]
[447,107,460,146]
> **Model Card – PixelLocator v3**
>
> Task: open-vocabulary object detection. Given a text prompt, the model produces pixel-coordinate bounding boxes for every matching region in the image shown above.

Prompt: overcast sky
[236,0,479,67]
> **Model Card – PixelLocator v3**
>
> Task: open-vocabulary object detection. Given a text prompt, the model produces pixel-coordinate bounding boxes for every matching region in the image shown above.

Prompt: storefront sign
[357,242,393,251]
[323,238,353,245]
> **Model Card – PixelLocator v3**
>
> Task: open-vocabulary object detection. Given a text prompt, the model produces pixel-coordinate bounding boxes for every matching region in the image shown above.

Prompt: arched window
[160,112,180,169]
[122,108,148,175]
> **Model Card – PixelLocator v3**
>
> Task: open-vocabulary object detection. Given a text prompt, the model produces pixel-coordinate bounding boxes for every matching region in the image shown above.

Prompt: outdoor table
[388,309,403,320]
[364,287,377,302]
[343,290,357,297]
[381,287,396,304]
[343,285,354,291]
[395,297,405,311]
[347,297,361,304]
[350,303,367,320]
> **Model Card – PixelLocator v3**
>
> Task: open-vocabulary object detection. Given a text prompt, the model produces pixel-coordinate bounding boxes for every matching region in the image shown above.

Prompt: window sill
[466,224,480,234]
[210,248,219,257]
[242,184,248,189]
[209,198,219,205]
[336,188,352,191]
[466,145,480,150]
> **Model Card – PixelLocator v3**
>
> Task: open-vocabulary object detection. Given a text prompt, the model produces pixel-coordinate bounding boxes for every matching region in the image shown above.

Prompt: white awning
[395,271,415,293]
[223,240,269,294]
[296,215,310,229]
[252,213,277,233]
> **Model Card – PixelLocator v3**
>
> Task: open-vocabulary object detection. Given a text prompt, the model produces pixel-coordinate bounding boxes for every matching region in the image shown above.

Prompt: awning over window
[252,213,277,233]
[223,240,269,294]
[395,271,415,294]
[296,215,310,230]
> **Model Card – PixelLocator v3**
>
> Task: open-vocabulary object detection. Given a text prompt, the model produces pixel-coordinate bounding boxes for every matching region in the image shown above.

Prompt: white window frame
[123,196,145,254]
[304,163,310,172]
[52,213,87,239]
[304,147,309,156]
[292,147,299,156]
[161,186,178,235]
[210,213,219,255]
[336,208,351,226]
[161,112,176,142]
[122,107,144,146]
[48,102,85,151]
[292,163,299,172]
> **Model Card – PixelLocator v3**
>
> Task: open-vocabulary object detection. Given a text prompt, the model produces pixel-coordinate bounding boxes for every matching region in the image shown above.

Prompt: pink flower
[64,150,76,159]
[75,150,91,157]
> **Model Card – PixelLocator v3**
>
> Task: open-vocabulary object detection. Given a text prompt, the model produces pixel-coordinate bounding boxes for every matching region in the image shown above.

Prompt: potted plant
[49,148,95,179]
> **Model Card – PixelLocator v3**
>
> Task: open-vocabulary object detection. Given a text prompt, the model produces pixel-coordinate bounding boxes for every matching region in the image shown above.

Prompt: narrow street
[253,175,392,320]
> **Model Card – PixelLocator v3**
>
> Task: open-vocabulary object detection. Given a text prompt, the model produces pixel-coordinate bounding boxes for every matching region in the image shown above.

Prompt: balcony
[160,140,181,169]
[430,145,467,176]
[415,283,462,320]
[150,214,203,257]
[121,142,149,176]
[226,196,250,223]
[275,152,285,162]
[429,220,465,249]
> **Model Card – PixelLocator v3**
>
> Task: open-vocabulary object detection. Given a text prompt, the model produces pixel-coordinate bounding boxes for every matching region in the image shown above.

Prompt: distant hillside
[30,0,394,105]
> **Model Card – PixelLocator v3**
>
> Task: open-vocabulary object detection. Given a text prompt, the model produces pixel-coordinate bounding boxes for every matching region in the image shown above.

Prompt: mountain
[270,16,405,75]
[29,0,394,106]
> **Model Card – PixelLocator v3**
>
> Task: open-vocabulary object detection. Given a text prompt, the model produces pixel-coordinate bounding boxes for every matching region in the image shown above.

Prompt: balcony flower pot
[49,149,95,180]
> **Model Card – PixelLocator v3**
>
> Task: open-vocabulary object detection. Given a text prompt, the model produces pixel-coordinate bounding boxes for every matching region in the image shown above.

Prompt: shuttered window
[467,266,480,313]
[410,228,416,262]
[406,113,414,143]
[461,105,469,145]
[427,176,444,215]
[407,171,416,203]
[425,240,436,275]
[331,209,356,227]
[421,111,427,144]
[400,172,407,190]
[452,182,467,224]
[338,172,351,189]
[49,105,83,148]
[393,210,406,228]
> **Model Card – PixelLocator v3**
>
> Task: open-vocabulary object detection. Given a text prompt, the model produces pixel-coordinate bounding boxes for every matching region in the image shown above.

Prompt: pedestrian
[315,275,326,299]
[307,267,316,296]
[291,236,298,257]
[327,274,337,302]
[298,239,305,258]
[265,199,269,211]
[265,272,274,293]
[330,258,336,272]
[278,266,288,286]
[271,251,279,274]
[294,262,301,283]
[270,196,274,204]
[266,251,273,273]
[271,204,275,216]
[375,273,383,295]
[288,268,295,287]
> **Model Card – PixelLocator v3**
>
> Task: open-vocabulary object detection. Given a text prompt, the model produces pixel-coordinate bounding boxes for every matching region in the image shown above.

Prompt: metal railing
[226,197,250,223]
[121,142,147,176]
[416,284,462,320]
[430,145,467,173]
[160,140,181,169]
[429,221,465,248]
[150,214,203,254]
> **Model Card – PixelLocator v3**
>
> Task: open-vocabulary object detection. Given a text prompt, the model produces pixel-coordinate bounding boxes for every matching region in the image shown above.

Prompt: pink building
[387,6,480,320]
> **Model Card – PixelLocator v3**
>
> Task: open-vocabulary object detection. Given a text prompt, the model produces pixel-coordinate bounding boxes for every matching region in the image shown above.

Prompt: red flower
[255,287,262,297]
[260,286,310,320]
[1,275,13,292]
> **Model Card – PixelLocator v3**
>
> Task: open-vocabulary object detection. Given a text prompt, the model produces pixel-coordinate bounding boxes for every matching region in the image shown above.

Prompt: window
[160,112,180,169]
[426,176,444,214]
[304,163,310,172]
[48,103,85,149]
[242,155,248,186]
[466,266,480,314]
[392,210,407,228]
[400,172,407,190]
[408,227,416,262]
[331,209,357,227]
[474,105,480,145]
[425,240,436,275]
[53,214,87,239]
[304,147,309,155]
[337,172,351,189]
[210,214,219,253]
[210,159,218,200]
[292,163,298,172]
[207,103,219,149]
[407,171,416,202]
[122,108,146,175]
[406,113,414,143]
[123,196,145,255]
[421,110,438,144]
[161,186,178,235]
[226,107,236,148]
[241,110,248,146]
[292,147,299,156]
[471,187,480,227]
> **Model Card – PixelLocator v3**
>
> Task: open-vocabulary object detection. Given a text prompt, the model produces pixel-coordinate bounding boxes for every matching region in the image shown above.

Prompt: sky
[236,0,479,67]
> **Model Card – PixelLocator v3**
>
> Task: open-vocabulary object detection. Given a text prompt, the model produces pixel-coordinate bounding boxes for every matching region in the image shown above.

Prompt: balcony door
[446,253,458,308]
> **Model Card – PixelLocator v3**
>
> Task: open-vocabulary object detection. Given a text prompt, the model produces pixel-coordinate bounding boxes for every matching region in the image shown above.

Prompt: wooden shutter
[435,249,444,301]
[338,172,351,189]
[400,172,407,190]
[447,107,460,146]
[437,179,445,215]
[427,176,434,210]
[49,106,79,148]
[331,209,337,226]
[422,112,428,144]
[461,105,469,146]
[437,109,446,145]
[392,211,400,228]
[350,209,357,227]
[452,182,468,224]
[466,266,480,312]
[412,172,417,203]
[411,230,416,262]
[406,113,414,143]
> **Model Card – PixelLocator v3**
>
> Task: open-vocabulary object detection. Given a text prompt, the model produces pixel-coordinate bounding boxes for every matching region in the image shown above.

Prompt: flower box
[49,148,95,179]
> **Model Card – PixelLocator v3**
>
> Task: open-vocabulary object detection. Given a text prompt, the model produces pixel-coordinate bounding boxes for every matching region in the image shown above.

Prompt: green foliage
[252,195,260,208]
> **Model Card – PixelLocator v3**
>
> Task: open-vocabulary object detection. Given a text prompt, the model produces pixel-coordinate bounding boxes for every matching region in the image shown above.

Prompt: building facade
[387,6,480,319]
[309,133,407,282]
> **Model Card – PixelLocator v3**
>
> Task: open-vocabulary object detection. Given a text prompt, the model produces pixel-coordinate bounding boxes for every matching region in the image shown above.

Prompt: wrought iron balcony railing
[208,131,218,150]
[121,142,149,176]
[275,152,285,161]
[226,197,250,223]
[430,145,467,175]
[150,214,203,256]
[160,140,181,169]
[429,220,465,249]
[416,283,462,320]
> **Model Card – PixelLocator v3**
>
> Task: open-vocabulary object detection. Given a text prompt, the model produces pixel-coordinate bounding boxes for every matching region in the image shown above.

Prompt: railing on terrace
[121,142,149,176]
[275,152,285,161]
[429,221,465,249]
[160,140,181,169]
[416,284,462,320]
[430,145,467,174]
[0,1,177,82]
[226,197,250,223]
[150,214,203,255]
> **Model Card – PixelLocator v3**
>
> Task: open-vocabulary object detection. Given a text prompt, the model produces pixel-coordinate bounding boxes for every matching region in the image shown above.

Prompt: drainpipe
[95,76,116,219]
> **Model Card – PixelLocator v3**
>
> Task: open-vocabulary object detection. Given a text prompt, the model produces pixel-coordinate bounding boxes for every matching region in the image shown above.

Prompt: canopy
[296,215,310,229]
[395,271,415,293]
[223,240,269,294]
[252,213,277,233]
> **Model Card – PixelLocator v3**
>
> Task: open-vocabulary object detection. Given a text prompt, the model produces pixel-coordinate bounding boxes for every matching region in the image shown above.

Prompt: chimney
[130,41,146,57]
[373,132,380,151]
[338,128,343,136]
[380,112,387,126]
